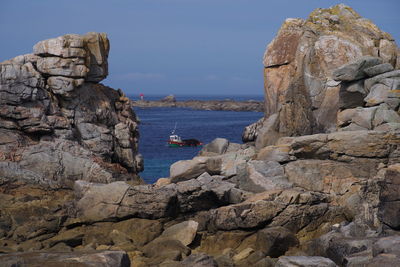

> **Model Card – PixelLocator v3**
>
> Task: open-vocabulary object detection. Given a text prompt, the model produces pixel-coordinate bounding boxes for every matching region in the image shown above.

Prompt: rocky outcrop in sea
[1,4,400,267]
[131,96,264,112]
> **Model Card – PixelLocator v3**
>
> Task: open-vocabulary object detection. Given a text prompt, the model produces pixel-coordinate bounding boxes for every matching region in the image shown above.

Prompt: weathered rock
[158,220,198,246]
[242,117,265,143]
[36,57,89,77]
[0,32,142,188]
[377,164,400,229]
[142,239,190,263]
[332,56,382,81]
[200,138,229,155]
[132,98,264,112]
[161,94,176,102]
[364,63,395,77]
[339,80,366,109]
[0,250,130,267]
[364,83,391,106]
[230,160,292,193]
[337,106,378,130]
[280,130,399,159]
[170,157,208,182]
[255,113,283,150]
[366,254,400,267]
[372,104,400,128]
[256,144,292,162]
[181,253,218,267]
[193,230,255,257]
[373,235,400,256]
[365,70,400,92]
[75,174,244,221]
[275,256,337,267]
[255,226,299,257]
[258,4,398,147]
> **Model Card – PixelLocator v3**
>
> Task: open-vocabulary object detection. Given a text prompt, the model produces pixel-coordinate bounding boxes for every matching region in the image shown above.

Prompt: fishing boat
[167,124,202,147]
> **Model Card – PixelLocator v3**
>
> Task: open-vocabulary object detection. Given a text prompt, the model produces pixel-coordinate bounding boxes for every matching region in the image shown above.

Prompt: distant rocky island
[131,95,264,112]
[1,4,400,267]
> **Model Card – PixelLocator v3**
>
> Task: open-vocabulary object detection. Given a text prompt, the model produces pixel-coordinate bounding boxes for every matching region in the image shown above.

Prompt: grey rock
[372,104,400,128]
[170,157,208,182]
[374,123,400,131]
[207,188,330,231]
[158,220,198,246]
[381,77,400,90]
[275,256,337,267]
[33,34,86,58]
[47,76,84,96]
[201,138,230,155]
[256,144,291,162]
[36,56,89,77]
[282,130,398,159]
[339,80,366,109]
[181,253,218,267]
[373,235,400,256]
[377,164,400,229]
[0,32,142,188]
[285,159,378,194]
[364,83,390,106]
[83,32,110,82]
[332,56,382,81]
[255,113,282,150]
[0,250,130,267]
[75,175,242,222]
[161,94,176,102]
[366,254,400,267]
[352,106,377,129]
[255,226,298,257]
[230,160,292,193]
[364,70,400,92]
[0,139,118,188]
[364,63,394,77]
[340,123,368,131]
[142,239,190,263]
[242,117,265,143]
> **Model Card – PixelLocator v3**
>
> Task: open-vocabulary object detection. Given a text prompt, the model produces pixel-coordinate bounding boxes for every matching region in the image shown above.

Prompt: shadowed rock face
[259,4,398,148]
[0,32,143,188]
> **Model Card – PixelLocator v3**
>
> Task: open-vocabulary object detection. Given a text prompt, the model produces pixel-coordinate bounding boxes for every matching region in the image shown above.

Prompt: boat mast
[171,122,177,135]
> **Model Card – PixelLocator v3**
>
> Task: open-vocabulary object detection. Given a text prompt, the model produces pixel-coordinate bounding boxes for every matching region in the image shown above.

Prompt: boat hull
[168,141,202,147]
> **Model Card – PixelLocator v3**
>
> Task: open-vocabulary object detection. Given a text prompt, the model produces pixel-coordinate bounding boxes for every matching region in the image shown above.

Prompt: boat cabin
[169,134,182,143]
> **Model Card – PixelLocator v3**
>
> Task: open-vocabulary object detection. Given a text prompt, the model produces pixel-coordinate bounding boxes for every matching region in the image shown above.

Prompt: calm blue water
[132,95,264,184]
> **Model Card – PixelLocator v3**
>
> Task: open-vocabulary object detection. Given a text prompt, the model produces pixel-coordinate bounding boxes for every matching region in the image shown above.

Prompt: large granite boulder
[254,4,398,149]
[0,32,143,188]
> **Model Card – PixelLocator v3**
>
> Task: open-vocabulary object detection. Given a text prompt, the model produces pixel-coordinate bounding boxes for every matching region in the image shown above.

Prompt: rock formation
[255,3,399,149]
[1,4,400,267]
[131,97,264,112]
[0,32,143,188]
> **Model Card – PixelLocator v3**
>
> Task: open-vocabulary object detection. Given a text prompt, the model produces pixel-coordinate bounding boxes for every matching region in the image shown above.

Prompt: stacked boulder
[0,32,143,188]
[334,56,400,131]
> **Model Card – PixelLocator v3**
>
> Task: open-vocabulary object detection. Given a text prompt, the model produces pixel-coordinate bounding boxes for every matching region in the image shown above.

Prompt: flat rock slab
[0,250,130,267]
[276,256,337,267]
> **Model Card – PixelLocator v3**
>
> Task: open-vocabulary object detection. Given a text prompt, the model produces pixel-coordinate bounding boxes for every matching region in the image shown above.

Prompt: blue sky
[1,0,399,96]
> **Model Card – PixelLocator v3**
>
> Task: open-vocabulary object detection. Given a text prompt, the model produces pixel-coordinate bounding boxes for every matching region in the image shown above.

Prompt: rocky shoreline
[131,96,264,112]
[1,4,400,267]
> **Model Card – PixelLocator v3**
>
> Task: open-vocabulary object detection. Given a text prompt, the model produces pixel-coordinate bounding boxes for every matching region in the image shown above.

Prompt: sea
[130,95,264,184]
